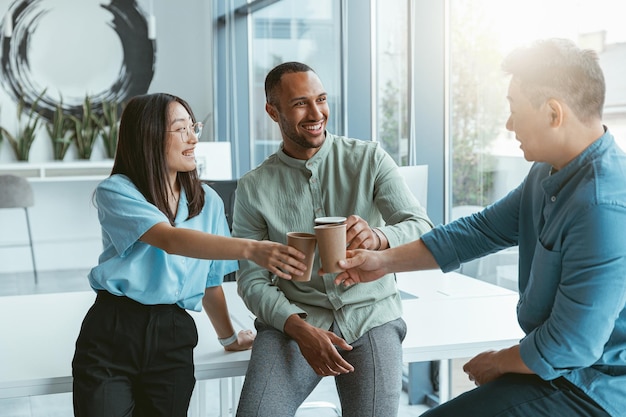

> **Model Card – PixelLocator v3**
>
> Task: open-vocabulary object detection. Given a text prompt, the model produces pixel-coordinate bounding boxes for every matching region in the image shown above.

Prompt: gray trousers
[236,317,407,417]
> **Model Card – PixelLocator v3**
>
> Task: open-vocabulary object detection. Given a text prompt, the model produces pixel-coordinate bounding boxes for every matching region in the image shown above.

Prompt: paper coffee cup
[287,232,317,282]
[314,223,347,273]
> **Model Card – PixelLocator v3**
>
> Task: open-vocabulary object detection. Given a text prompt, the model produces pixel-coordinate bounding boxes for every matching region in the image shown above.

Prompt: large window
[372,1,445,225]
[249,0,342,167]
[374,0,409,166]
[217,2,626,284]
[450,0,626,208]
[448,0,626,285]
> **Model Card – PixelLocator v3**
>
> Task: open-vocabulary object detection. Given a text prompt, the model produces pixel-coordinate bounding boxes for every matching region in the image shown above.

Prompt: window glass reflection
[375,0,409,166]
[448,0,626,286]
[250,0,341,167]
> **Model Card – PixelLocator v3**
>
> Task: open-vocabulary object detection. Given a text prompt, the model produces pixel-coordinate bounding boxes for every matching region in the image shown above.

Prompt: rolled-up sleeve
[422,184,522,272]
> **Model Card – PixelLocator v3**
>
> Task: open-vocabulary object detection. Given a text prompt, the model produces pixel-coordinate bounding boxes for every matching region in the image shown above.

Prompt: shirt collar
[542,126,614,195]
[277,131,335,169]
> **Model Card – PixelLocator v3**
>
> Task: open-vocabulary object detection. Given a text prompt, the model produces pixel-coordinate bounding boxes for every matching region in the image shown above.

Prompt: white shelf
[0,142,233,182]
[0,161,113,182]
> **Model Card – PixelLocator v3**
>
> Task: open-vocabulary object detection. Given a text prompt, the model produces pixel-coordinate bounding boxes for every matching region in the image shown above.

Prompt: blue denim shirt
[422,129,626,416]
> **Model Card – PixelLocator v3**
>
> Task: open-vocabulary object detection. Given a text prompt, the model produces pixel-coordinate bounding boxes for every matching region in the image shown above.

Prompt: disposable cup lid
[314,216,347,225]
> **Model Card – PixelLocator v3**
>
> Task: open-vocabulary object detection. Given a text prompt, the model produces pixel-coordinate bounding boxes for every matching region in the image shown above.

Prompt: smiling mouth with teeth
[304,122,323,131]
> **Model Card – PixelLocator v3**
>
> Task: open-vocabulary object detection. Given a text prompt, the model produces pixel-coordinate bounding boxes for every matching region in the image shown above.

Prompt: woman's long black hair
[111,93,205,225]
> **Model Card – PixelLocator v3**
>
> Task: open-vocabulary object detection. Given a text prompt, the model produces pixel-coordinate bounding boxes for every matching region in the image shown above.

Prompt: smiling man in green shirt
[232,62,433,417]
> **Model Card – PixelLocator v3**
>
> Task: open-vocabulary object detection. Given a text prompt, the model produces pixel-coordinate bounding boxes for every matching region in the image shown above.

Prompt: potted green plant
[69,95,102,160]
[0,89,46,161]
[98,99,121,159]
[45,97,75,161]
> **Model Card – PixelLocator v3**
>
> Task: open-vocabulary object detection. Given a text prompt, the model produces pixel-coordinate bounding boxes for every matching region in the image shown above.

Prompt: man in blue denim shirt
[334,38,626,417]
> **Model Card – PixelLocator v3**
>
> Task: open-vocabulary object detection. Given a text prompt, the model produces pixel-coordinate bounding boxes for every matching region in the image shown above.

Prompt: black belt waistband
[96,290,181,311]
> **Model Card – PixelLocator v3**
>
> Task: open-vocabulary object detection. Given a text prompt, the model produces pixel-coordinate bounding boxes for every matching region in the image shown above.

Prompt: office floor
[0,269,475,417]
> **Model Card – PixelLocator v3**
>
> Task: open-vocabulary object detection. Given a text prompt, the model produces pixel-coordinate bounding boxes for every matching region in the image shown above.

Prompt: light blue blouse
[88,174,238,311]
[422,129,626,417]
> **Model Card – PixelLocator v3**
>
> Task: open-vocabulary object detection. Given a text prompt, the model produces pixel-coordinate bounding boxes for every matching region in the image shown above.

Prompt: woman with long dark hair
[72,93,305,417]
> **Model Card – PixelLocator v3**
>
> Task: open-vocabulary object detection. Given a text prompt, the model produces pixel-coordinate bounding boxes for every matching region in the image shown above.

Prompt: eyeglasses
[167,122,203,142]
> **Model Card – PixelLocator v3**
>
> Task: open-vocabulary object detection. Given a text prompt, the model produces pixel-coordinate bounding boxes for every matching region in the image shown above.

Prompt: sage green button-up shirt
[233,133,433,343]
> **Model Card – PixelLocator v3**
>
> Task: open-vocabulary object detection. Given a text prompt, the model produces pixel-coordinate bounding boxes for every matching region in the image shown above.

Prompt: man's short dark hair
[502,38,605,122]
[265,62,315,106]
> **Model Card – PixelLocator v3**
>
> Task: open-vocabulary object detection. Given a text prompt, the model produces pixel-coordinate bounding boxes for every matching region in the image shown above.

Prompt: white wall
[0,0,215,273]
[0,0,214,164]
[0,180,101,272]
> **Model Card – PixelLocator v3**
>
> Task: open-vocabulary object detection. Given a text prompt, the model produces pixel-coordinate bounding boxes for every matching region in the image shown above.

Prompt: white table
[397,270,523,403]
[396,269,514,299]
[402,294,521,361]
[0,284,252,416]
[0,272,523,411]
[397,270,522,362]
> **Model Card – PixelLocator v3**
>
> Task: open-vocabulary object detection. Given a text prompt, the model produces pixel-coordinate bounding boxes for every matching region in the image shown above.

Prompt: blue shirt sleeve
[96,175,169,257]
[422,183,521,272]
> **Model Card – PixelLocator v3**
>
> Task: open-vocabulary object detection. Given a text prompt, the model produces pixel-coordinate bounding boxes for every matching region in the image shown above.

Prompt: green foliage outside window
[449,2,508,207]
[379,80,405,165]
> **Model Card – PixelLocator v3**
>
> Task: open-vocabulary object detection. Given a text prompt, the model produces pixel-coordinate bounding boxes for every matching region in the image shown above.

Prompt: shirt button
[551,196,556,202]
[310,178,317,184]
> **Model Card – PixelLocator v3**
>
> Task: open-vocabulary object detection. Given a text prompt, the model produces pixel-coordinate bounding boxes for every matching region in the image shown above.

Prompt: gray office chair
[203,179,238,282]
[0,175,38,284]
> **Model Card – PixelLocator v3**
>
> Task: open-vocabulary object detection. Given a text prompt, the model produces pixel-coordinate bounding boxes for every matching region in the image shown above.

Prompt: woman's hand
[250,240,307,280]
[224,329,256,352]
